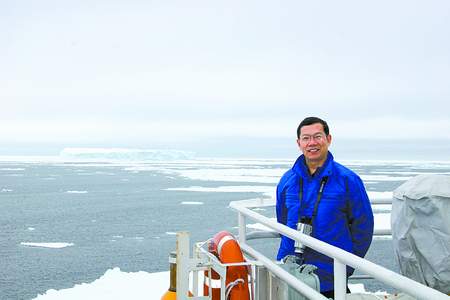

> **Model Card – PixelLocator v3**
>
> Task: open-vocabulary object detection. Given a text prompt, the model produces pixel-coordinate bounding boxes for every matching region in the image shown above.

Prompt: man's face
[297,123,332,165]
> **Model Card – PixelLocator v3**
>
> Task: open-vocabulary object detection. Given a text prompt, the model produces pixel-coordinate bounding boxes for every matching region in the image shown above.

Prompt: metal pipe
[238,212,246,245]
[334,259,347,300]
[370,199,392,204]
[374,228,391,235]
[176,231,190,300]
[349,274,373,280]
[244,229,390,241]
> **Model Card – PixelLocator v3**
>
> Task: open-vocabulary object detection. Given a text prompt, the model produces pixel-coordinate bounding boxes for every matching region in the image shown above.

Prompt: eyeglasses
[299,133,325,144]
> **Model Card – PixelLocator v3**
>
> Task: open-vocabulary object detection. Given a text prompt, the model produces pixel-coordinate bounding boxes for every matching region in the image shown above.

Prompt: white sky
[1,0,450,149]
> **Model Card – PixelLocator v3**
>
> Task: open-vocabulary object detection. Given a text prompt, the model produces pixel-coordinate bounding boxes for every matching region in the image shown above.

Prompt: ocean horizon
[1,137,450,161]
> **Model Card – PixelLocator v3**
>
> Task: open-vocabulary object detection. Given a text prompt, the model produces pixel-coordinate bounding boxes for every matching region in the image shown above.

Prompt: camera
[294,217,312,255]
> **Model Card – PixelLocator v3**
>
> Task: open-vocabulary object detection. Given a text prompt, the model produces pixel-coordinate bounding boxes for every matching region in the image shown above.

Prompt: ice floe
[169,168,284,184]
[246,218,277,231]
[360,175,412,182]
[66,191,88,194]
[21,242,74,249]
[168,185,275,199]
[367,191,392,200]
[33,267,169,300]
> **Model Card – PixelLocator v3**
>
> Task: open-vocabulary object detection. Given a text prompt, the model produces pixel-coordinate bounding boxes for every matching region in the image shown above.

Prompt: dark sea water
[1,157,449,299]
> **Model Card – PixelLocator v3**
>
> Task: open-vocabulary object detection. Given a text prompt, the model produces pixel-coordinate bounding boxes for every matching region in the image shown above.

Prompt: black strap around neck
[297,176,328,224]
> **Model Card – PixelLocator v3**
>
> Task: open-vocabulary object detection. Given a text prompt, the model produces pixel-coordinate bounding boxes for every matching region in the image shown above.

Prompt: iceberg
[59,148,195,161]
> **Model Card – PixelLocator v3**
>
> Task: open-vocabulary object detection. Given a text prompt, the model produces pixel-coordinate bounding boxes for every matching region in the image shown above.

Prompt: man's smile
[307,148,320,153]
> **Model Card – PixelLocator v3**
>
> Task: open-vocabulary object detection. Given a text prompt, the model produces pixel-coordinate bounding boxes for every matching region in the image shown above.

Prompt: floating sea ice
[28,227,36,231]
[361,174,412,182]
[367,191,393,200]
[372,204,392,213]
[246,218,277,231]
[168,186,275,200]
[66,190,88,194]
[94,171,116,175]
[180,201,204,205]
[33,267,170,300]
[171,168,284,184]
[348,283,366,293]
[21,242,74,249]
[374,213,391,230]
[165,232,177,235]
[1,188,13,192]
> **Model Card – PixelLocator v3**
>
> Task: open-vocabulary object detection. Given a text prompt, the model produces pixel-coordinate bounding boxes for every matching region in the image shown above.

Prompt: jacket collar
[293,151,334,179]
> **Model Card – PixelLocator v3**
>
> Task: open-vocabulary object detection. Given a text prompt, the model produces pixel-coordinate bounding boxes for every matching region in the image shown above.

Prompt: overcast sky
[1,0,450,154]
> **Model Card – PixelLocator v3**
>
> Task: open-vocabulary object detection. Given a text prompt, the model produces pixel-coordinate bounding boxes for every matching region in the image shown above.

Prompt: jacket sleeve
[276,174,290,260]
[347,175,374,258]
[276,181,287,225]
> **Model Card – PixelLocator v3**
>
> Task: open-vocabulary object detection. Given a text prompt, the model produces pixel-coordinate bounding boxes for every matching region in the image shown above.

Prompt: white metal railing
[230,199,449,300]
[370,198,392,205]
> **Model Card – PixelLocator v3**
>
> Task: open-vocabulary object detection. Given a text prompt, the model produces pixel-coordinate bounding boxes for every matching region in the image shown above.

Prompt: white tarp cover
[391,174,450,294]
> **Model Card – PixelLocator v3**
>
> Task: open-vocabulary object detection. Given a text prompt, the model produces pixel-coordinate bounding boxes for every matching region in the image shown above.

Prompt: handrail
[229,199,449,300]
[245,228,391,241]
[370,198,392,204]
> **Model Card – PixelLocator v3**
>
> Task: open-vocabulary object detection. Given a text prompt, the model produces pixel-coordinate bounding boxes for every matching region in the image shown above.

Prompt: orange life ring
[203,231,250,300]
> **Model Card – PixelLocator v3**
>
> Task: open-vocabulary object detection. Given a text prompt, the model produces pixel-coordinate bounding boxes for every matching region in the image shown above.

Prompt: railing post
[176,231,190,300]
[238,212,246,244]
[192,244,199,297]
[334,259,347,300]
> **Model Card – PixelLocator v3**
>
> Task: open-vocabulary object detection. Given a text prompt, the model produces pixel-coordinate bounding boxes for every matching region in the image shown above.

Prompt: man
[276,116,374,298]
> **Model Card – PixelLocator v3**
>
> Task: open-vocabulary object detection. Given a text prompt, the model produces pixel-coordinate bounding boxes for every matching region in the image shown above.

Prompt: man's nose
[307,138,319,145]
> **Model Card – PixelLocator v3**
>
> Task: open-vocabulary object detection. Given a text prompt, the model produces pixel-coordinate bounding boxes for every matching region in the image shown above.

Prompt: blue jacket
[276,152,374,292]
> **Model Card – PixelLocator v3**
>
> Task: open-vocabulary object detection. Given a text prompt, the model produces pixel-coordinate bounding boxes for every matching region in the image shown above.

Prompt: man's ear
[327,134,332,144]
[296,139,302,149]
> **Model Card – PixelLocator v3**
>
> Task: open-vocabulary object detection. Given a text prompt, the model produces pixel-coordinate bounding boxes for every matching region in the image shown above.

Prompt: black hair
[297,117,330,138]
